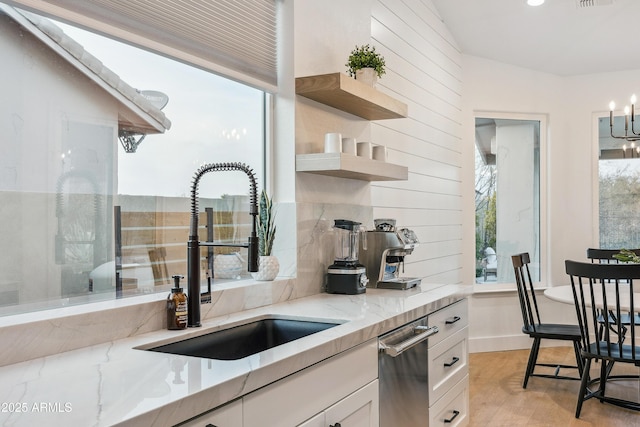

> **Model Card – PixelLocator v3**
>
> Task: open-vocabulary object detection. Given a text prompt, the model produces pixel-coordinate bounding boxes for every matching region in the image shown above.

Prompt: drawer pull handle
[444,356,460,367]
[444,410,460,423]
[445,315,461,325]
[330,423,341,427]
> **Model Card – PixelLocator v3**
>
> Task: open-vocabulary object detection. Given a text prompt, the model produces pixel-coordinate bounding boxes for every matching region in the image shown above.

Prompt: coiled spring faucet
[187,162,259,327]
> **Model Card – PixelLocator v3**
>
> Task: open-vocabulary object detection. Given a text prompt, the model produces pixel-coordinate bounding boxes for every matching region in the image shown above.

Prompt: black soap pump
[167,275,187,330]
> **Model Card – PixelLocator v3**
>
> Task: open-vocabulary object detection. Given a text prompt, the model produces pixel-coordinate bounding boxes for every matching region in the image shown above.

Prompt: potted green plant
[345,44,386,86]
[252,190,279,281]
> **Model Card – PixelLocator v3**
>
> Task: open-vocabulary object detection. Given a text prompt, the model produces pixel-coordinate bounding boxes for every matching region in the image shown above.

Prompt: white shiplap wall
[370,0,463,284]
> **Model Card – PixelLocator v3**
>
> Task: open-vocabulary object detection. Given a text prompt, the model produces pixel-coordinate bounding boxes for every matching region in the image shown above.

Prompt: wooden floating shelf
[295,73,408,120]
[296,153,408,181]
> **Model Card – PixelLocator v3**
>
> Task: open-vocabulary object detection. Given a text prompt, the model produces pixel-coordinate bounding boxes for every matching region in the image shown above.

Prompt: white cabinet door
[325,380,379,427]
[179,398,242,427]
[244,340,378,426]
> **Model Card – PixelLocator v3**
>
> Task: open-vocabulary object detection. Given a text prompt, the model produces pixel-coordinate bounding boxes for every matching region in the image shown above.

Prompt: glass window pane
[475,118,540,284]
[598,115,640,248]
[0,7,266,315]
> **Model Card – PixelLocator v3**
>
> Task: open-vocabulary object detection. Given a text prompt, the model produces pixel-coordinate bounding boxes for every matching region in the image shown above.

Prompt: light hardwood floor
[469,347,639,426]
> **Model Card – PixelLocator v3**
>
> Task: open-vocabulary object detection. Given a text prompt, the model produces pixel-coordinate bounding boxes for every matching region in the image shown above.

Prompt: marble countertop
[0,284,470,426]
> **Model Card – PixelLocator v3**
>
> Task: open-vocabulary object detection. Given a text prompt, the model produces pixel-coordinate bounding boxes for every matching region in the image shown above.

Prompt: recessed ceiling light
[527,0,545,6]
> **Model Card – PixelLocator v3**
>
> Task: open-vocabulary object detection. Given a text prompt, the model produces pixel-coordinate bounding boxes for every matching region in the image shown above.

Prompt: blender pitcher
[333,219,367,265]
[326,219,368,295]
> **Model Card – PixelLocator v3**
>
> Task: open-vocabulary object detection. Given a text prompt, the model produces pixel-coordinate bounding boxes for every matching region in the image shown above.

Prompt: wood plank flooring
[469,347,639,426]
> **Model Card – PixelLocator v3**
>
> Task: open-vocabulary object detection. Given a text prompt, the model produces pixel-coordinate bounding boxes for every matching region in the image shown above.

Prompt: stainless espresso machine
[326,219,369,294]
[361,219,421,290]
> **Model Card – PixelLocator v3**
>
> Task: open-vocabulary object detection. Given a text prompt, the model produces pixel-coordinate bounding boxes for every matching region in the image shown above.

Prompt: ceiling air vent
[576,0,614,7]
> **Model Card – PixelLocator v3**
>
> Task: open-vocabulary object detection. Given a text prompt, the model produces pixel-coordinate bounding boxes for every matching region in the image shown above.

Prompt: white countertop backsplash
[0,284,470,426]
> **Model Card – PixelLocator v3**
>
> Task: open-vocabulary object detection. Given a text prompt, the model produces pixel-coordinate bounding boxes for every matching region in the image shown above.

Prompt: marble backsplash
[0,201,373,367]
[295,202,373,296]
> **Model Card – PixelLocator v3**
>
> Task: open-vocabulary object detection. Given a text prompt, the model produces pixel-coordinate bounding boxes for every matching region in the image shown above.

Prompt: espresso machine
[361,219,421,290]
[326,219,369,294]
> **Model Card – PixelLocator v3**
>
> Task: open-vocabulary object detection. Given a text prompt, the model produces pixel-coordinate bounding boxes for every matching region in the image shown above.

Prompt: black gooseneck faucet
[187,162,259,327]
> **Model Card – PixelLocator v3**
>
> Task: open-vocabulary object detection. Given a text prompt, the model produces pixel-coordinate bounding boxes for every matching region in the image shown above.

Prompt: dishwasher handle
[380,325,439,357]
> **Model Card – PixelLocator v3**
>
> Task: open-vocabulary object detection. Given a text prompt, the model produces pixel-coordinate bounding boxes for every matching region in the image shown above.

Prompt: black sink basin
[146,317,340,360]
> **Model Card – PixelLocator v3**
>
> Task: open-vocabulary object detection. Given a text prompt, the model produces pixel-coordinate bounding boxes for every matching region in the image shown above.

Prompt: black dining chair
[586,248,640,340]
[511,253,584,388]
[565,260,640,417]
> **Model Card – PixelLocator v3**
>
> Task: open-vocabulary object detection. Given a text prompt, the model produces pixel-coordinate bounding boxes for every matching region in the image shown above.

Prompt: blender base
[326,266,367,294]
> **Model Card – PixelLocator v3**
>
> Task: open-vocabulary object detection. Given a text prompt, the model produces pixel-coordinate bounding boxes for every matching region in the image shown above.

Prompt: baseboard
[469,334,574,354]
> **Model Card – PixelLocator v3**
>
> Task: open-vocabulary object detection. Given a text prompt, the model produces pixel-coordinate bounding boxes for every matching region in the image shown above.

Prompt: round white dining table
[544,283,640,312]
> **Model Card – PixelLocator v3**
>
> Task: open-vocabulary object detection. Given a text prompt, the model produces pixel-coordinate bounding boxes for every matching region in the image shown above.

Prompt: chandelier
[609,95,640,143]
[608,95,640,158]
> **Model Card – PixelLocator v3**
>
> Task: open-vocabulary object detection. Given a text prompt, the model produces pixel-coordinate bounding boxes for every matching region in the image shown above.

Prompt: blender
[326,219,369,294]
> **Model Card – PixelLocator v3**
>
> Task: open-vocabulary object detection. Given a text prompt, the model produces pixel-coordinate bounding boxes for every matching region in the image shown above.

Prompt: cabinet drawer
[428,327,468,405]
[243,339,378,427]
[428,299,468,348]
[429,375,469,427]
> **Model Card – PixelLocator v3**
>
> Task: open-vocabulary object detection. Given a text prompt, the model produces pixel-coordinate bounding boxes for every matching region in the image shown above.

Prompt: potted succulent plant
[252,190,279,281]
[346,44,386,87]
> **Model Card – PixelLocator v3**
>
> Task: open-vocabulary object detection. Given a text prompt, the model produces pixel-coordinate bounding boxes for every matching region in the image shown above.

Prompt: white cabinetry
[299,380,378,427]
[428,299,469,426]
[243,339,378,427]
[175,298,470,427]
[177,339,378,427]
[179,398,242,427]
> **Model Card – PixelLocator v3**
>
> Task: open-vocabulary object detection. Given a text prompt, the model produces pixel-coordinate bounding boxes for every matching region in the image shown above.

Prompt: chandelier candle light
[609,95,640,158]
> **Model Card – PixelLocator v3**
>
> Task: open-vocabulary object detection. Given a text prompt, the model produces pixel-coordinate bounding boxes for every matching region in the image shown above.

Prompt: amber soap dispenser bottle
[167,275,188,330]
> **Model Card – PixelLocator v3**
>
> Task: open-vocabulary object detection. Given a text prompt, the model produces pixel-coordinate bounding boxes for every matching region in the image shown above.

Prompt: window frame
[592,109,640,249]
[472,111,549,293]
[593,111,604,247]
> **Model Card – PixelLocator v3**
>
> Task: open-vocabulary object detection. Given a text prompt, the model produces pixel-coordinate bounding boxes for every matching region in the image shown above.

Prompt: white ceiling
[431,0,640,76]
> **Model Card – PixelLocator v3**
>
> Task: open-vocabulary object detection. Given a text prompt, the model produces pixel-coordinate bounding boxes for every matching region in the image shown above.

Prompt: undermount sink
[141,316,341,360]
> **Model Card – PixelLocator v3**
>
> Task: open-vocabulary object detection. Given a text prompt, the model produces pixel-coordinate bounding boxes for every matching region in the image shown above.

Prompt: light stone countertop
[0,284,471,426]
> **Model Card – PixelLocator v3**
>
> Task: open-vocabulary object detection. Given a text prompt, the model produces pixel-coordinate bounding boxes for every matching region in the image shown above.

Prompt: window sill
[0,277,289,327]
[472,282,550,296]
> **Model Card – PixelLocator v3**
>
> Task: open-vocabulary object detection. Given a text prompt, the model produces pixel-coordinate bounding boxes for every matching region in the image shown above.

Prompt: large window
[0,5,268,315]
[475,116,543,285]
[598,114,640,248]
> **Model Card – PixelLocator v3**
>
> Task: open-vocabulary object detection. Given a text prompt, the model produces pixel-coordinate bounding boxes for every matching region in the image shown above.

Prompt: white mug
[357,141,372,159]
[372,145,387,161]
[324,133,342,153]
[342,137,357,155]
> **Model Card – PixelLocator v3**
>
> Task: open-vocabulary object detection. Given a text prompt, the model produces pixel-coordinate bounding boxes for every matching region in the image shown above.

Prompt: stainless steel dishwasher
[378,315,439,426]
